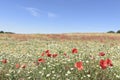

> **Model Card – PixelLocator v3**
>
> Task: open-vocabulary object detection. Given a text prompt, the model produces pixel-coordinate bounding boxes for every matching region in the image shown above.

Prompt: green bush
[107,31,115,33]
[116,30,120,33]
[0,31,4,33]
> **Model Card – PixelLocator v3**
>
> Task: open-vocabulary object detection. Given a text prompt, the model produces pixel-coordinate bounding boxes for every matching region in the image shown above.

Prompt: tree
[107,31,115,33]
[116,30,120,33]
[0,31,4,33]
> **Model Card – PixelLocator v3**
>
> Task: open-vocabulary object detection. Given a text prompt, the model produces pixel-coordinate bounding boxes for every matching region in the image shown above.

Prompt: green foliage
[116,30,120,33]
[0,31,4,33]
[107,31,115,33]
[0,31,15,34]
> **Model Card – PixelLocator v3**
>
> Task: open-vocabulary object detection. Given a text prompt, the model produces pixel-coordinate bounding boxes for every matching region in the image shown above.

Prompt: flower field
[0,33,120,80]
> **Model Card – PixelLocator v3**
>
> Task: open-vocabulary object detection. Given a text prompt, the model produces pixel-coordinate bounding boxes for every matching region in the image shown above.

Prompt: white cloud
[26,7,41,17]
[48,12,57,18]
[24,7,58,18]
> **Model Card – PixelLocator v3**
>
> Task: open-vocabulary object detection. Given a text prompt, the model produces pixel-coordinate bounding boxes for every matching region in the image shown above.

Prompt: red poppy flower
[15,64,20,69]
[99,52,105,56]
[52,54,58,58]
[41,52,45,56]
[100,59,107,69]
[1,59,7,64]
[72,48,78,54]
[38,58,45,63]
[100,59,113,69]
[74,61,83,71]
[45,50,50,54]
[47,53,52,57]
[106,58,113,66]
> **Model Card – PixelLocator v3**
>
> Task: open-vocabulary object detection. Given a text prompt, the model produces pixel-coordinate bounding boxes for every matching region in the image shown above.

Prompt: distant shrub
[5,32,15,34]
[0,31,4,33]
[116,30,120,33]
[0,31,15,34]
[107,31,115,33]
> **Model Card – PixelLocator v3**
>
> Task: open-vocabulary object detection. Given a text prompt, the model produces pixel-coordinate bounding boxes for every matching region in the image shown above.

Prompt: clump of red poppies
[99,58,113,69]
[98,52,113,69]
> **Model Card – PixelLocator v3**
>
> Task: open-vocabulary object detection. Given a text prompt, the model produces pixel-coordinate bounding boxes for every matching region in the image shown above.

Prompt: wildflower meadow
[0,33,120,80]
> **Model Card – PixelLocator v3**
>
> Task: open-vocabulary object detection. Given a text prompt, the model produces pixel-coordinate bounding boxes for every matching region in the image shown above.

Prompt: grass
[0,33,120,80]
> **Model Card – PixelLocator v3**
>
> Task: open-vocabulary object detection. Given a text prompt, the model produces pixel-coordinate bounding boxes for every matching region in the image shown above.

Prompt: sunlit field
[0,33,120,80]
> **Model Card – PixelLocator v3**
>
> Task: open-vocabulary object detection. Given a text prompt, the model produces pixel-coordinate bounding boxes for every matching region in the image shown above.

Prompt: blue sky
[0,0,120,34]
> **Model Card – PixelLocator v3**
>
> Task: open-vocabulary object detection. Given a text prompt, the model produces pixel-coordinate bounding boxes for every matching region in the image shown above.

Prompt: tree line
[0,31,15,34]
[0,30,120,34]
[107,30,120,33]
